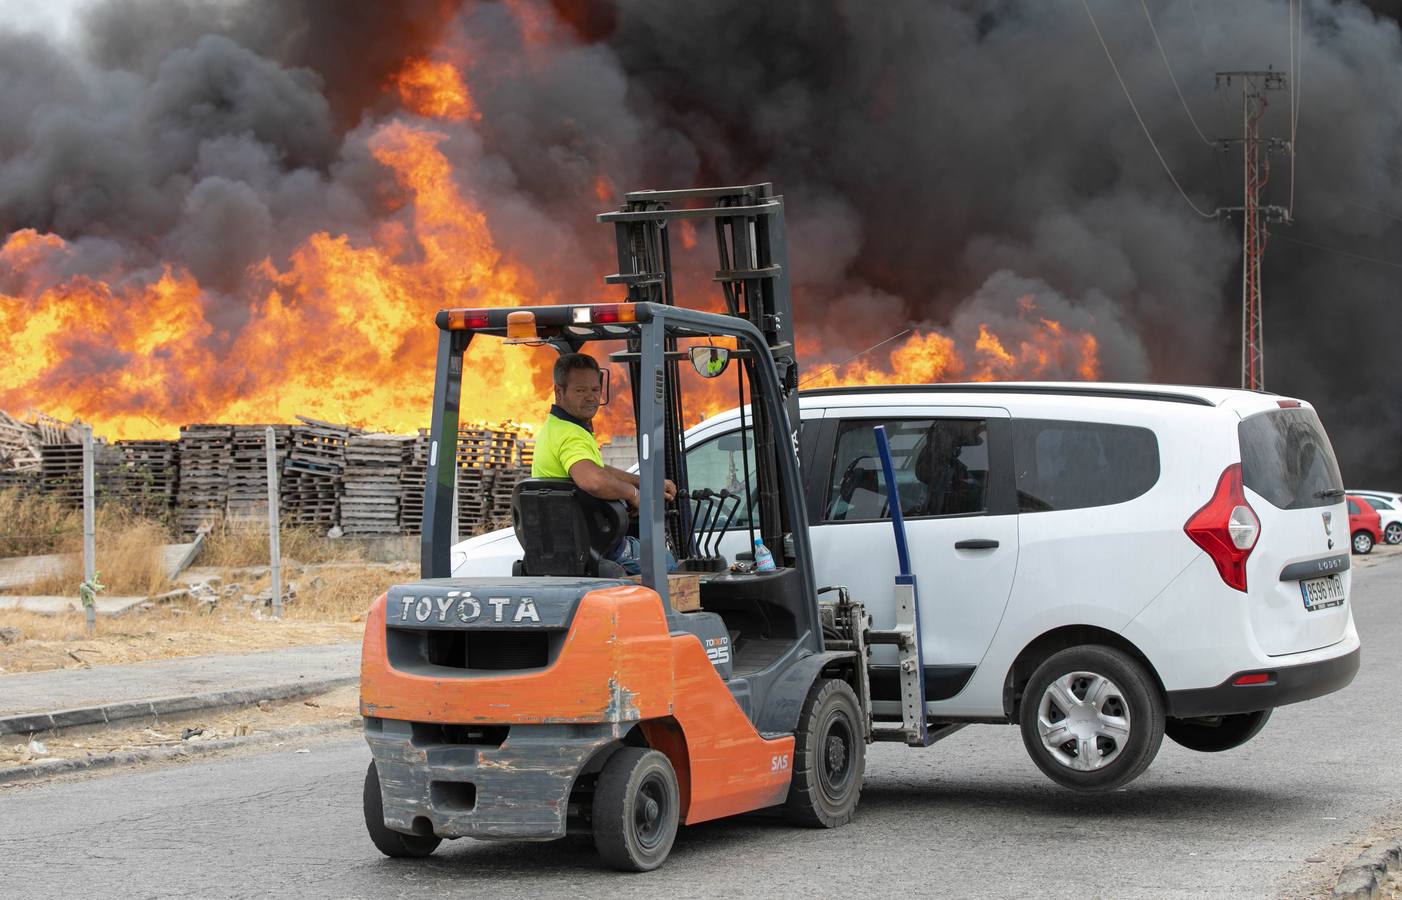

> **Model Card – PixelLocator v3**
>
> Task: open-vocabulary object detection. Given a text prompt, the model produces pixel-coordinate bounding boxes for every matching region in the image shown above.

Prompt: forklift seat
[511,478,629,577]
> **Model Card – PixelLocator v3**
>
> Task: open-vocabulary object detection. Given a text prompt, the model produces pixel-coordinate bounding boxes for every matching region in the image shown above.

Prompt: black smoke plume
[2,0,1399,486]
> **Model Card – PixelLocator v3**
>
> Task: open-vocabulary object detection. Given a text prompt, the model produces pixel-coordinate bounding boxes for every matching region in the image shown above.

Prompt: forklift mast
[422,184,802,580]
[598,184,801,559]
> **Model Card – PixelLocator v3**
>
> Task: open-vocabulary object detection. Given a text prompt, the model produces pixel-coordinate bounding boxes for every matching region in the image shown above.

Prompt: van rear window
[1238,408,1343,510]
[1013,420,1159,512]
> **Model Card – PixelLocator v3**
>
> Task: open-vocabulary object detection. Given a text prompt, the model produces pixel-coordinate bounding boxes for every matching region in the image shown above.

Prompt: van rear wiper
[1314,488,1346,500]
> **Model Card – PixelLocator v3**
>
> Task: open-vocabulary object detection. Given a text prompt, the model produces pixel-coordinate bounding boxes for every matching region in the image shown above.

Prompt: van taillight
[1184,464,1260,592]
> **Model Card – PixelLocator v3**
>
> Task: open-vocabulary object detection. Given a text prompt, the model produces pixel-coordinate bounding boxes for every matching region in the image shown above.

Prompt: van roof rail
[798,383,1219,407]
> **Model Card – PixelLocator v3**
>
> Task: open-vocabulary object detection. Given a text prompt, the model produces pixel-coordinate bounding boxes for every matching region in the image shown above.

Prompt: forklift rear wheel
[785,678,864,828]
[363,761,442,858]
[592,747,680,872]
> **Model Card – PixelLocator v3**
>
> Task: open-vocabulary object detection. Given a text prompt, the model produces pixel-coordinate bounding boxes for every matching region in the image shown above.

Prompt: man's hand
[663,479,677,501]
[625,485,641,510]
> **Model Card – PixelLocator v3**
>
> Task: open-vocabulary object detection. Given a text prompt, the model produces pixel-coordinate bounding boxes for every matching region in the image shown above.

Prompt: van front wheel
[1018,646,1164,792]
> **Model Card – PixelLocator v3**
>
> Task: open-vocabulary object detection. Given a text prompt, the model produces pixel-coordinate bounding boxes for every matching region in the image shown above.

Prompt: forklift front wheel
[592,747,680,872]
[363,761,442,858]
[785,678,865,828]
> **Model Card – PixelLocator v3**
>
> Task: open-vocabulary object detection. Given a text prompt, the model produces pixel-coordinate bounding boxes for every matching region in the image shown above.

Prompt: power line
[1140,0,1214,147]
[1080,0,1217,219]
[1271,232,1402,272]
[1345,200,1402,225]
[800,329,912,386]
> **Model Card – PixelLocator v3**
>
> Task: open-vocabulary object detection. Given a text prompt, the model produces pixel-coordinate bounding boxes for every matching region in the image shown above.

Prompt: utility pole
[1216,69,1290,391]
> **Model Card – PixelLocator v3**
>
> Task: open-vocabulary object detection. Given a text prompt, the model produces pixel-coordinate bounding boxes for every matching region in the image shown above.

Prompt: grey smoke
[1,0,1400,488]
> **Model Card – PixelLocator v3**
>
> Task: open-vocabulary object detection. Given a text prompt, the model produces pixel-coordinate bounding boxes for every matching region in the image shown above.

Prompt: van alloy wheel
[1018,645,1164,792]
[1036,672,1131,771]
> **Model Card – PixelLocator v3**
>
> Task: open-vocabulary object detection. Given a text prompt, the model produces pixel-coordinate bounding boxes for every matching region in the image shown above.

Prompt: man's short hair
[553,352,601,388]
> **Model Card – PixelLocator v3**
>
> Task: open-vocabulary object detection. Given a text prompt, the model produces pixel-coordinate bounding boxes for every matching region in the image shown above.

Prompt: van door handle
[954,539,999,550]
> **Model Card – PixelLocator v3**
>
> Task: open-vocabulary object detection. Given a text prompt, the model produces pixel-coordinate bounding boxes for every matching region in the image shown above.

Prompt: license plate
[1300,574,1345,611]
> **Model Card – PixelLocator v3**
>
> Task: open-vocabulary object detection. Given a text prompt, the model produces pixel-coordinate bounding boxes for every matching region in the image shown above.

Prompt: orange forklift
[360,186,934,870]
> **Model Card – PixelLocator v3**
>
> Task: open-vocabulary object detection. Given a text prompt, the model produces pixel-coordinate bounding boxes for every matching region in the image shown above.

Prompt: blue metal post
[874,425,929,745]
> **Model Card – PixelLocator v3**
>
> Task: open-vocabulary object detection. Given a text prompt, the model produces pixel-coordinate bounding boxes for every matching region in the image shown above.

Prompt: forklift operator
[531,352,676,573]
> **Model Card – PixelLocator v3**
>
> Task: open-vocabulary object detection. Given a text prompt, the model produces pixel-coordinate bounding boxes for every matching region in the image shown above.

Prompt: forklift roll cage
[418,300,821,654]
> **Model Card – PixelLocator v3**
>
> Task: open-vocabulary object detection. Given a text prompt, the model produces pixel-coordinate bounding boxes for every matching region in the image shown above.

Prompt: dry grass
[1,493,177,597]
[201,518,365,568]
[283,565,403,621]
[0,489,84,557]
[0,562,406,673]
[21,518,175,597]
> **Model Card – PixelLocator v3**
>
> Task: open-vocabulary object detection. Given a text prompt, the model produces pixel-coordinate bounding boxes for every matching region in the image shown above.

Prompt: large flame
[394,58,480,122]
[0,117,543,438]
[1,42,1101,442]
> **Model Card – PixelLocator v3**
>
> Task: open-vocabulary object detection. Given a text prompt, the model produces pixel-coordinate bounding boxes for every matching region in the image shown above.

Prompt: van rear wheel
[1018,646,1164,792]
[1165,709,1272,752]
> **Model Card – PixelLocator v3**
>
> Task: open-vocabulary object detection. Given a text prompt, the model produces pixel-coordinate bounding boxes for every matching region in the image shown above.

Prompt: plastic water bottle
[753,536,776,572]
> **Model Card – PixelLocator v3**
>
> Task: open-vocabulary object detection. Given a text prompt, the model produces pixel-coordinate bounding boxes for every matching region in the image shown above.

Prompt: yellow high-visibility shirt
[531,407,603,479]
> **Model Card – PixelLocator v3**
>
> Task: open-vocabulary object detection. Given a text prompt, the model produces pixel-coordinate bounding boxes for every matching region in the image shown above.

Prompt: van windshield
[1238,408,1343,510]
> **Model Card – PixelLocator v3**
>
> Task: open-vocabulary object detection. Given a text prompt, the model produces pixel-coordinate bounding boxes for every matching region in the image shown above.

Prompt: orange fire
[801,297,1101,392]
[394,57,480,121]
[1,38,1104,444]
[0,117,544,439]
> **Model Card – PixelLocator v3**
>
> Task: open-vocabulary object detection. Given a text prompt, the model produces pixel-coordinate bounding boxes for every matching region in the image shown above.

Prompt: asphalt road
[2,553,1400,899]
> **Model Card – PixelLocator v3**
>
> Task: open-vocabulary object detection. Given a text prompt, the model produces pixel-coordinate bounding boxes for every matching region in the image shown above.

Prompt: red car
[1347,495,1382,554]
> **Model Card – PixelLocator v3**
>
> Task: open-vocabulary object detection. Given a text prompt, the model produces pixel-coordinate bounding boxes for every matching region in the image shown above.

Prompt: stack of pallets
[398,431,430,535]
[456,466,493,534]
[281,418,355,529]
[458,427,518,470]
[115,439,179,516]
[226,425,289,519]
[488,465,530,531]
[176,425,231,533]
[456,427,520,535]
[0,469,38,492]
[342,434,414,535]
[38,443,86,505]
[0,410,41,475]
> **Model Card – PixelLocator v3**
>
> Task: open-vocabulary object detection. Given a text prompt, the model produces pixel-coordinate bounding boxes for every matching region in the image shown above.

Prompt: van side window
[1013,419,1159,512]
[683,423,810,528]
[685,429,758,527]
[825,419,989,522]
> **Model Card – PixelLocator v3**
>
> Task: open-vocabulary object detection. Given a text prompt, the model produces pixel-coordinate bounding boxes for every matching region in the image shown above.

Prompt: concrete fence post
[265,427,282,619]
[82,425,96,635]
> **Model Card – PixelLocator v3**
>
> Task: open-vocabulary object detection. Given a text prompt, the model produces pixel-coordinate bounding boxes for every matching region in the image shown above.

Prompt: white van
[454,382,1361,791]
